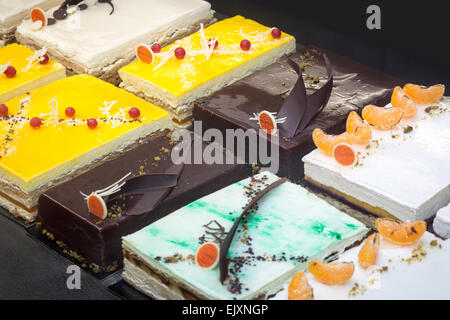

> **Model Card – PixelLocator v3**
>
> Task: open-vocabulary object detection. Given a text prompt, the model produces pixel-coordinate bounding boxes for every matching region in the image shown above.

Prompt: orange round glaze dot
[258,111,276,135]
[87,194,107,220]
[333,143,357,166]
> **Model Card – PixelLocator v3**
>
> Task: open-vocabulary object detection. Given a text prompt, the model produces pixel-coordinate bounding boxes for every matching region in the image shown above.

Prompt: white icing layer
[16,0,213,71]
[303,99,450,221]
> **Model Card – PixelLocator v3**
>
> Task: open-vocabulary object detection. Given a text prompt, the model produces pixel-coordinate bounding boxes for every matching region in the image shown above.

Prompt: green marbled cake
[123,172,368,300]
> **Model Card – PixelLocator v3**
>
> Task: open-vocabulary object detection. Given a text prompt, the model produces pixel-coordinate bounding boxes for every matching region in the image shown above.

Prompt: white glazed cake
[122,172,367,300]
[303,98,450,221]
[0,0,63,44]
[16,0,214,84]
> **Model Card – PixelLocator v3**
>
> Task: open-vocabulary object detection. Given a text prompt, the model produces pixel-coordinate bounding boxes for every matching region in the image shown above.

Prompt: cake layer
[193,46,404,182]
[119,16,296,125]
[0,43,66,104]
[0,74,172,221]
[16,0,214,84]
[0,0,63,42]
[38,131,250,272]
[122,172,368,300]
[303,99,450,221]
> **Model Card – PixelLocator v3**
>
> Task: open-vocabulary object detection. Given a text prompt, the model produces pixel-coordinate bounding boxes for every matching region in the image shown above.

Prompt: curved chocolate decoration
[278,54,334,138]
[219,177,288,284]
[106,164,184,216]
[98,0,115,15]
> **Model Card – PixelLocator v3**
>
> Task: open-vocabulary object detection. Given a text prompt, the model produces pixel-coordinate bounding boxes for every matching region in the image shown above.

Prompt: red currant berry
[151,43,161,53]
[129,107,140,119]
[0,104,8,117]
[271,28,282,39]
[87,118,98,129]
[240,39,251,51]
[4,66,16,78]
[30,117,42,128]
[65,107,75,117]
[208,38,218,49]
[174,47,186,59]
[39,54,50,65]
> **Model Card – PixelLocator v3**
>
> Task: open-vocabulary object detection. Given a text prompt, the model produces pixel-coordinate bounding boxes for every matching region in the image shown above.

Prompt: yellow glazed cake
[119,16,296,127]
[0,43,65,104]
[0,74,172,222]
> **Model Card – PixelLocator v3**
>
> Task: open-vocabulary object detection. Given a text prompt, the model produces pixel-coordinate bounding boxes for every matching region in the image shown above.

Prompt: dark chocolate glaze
[38,131,250,271]
[193,45,405,182]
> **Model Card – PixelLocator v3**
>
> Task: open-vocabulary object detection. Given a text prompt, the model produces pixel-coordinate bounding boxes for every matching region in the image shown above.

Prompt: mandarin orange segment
[404,83,445,105]
[362,105,404,130]
[288,271,314,300]
[346,111,372,144]
[358,233,380,269]
[312,128,355,156]
[391,86,417,118]
[376,218,426,246]
[308,260,354,285]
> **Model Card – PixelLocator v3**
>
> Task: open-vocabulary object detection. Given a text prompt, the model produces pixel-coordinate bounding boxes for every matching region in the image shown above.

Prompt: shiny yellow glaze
[120,16,295,97]
[0,43,64,97]
[0,75,169,185]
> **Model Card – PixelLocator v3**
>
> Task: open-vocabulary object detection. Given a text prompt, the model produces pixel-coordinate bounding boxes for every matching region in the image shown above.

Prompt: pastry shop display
[119,15,296,128]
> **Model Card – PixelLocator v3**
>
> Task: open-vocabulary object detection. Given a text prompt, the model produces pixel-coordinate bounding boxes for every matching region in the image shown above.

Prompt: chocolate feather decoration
[278,54,334,138]
[219,177,288,284]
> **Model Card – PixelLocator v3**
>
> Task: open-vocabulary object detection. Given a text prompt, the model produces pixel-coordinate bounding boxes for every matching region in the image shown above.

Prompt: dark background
[210,0,449,93]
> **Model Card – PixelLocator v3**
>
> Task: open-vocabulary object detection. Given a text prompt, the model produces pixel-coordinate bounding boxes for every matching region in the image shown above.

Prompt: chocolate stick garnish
[219,177,288,284]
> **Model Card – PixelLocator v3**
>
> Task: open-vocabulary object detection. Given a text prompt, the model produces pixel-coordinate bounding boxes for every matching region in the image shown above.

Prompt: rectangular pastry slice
[38,131,250,272]
[0,43,65,104]
[122,172,368,300]
[0,0,63,44]
[0,74,171,222]
[303,98,450,221]
[119,16,296,127]
[16,0,214,84]
[193,46,403,182]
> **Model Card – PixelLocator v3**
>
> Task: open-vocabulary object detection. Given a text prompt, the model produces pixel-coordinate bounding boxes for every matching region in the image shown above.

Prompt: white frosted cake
[122,172,367,300]
[303,97,450,221]
[0,0,63,44]
[433,204,450,239]
[16,0,214,84]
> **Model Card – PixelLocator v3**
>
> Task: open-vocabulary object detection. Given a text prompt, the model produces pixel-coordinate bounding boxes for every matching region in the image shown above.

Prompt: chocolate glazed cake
[193,45,405,182]
[38,130,250,272]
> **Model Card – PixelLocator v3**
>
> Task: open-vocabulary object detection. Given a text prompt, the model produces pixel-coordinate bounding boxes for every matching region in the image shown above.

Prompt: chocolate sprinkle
[53,8,68,20]
[78,4,88,10]
[219,177,287,284]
